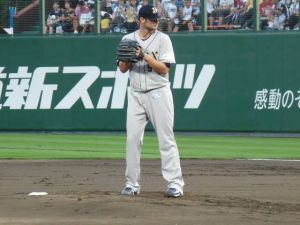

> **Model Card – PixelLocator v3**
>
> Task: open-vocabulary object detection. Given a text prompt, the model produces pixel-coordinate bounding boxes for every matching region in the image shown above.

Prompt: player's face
[144,18,159,31]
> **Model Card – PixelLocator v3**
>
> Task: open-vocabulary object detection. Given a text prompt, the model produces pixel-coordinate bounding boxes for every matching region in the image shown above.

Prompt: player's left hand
[116,39,144,63]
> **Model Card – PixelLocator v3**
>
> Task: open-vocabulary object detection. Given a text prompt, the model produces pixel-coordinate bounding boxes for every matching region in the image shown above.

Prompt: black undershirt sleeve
[165,63,171,68]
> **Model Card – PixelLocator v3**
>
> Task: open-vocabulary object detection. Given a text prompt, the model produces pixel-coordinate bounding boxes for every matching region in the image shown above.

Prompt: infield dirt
[0,160,299,225]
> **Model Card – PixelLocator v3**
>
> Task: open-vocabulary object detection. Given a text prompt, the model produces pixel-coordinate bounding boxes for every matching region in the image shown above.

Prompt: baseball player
[117,5,184,197]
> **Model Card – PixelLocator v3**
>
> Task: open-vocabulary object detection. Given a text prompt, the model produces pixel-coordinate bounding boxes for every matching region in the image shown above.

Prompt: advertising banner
[0,33,299,132]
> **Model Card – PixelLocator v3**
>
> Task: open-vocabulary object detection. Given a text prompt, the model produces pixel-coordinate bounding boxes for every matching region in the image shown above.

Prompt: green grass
[0,133,299,160]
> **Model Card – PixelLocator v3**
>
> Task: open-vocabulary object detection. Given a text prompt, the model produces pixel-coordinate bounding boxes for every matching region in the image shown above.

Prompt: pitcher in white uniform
[118,5,184,197]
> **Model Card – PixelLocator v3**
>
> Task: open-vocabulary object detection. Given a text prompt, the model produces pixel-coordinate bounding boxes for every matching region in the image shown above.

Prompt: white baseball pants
[125,84,184,193]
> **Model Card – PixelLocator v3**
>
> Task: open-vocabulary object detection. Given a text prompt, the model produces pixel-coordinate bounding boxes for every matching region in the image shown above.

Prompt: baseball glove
[116,39,144,63]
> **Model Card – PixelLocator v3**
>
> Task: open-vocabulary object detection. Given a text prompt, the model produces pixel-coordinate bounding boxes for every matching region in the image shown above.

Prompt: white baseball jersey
[122,30,176,92]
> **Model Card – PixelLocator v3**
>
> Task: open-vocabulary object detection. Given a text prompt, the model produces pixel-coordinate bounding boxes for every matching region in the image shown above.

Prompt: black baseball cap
[138,5,159,20]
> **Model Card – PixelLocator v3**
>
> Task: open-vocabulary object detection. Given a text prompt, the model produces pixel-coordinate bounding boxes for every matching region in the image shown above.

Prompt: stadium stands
[0,0,299,35]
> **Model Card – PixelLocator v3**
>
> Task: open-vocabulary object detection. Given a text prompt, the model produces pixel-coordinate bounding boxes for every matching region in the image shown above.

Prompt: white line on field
[237,159,300,162]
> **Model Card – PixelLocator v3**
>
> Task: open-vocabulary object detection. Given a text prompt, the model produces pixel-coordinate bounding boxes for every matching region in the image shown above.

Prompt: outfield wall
[0,33,300,132]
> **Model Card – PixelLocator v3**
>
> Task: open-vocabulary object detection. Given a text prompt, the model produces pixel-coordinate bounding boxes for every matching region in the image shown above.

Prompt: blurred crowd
[260,0,299,30]
[45,0,299,34]
[207,0,299,30]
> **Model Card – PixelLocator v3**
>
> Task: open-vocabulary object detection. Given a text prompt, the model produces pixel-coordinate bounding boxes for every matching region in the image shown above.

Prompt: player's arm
[148,34,175,75]
[143,54,169,75]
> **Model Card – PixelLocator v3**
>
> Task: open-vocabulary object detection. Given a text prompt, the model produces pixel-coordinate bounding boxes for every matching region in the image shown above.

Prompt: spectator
[260,0,273,16]
[46,1,63,34]
[176,0,185,8]
[164,0,178,32]
[111,0,127,33]
[224,0,246,25]
[207,0,218,26]
[111,0,119,12]
[100,1,113,32]
[239,0,253,29]
[82,0,95,33]
[100,11,112,32]
[101,0,107,11]
[267,0,289,30]
[61,0,75,33]
[287,0,299,30]
[191,0,200,26]
[161,0,171,4]
[100,0,113,33]
[73,0,90,34]
[216,0,234,25]
[137,0,149,12]
[173,0,194,32]
[156,0,169,31]
[260,0,273,30]
[104,0,114,15]
[125,0,139,32]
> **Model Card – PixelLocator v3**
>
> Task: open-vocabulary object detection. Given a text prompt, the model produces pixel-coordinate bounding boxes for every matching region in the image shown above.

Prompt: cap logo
[152,7,158,14]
